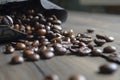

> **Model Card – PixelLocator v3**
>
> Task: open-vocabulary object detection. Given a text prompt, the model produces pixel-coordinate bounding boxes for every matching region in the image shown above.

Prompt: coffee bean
[27,54,40,61]
[5,45,15,53]
[99,63,118,74]
[55,47,67,55]
[42,51,54,59]
[91,49,102,56]
[16,42,26,50]
[32,40,40,47]
[11,55,24,64]
[44,74,59,80]
[105,36,114,42]
[37,29,46,36]
[23,48,35,58]
[79,38,92,44]
[78,47,91,56]
[96,34,106,39]
[87,28,95,33]
[69,74,87,80]
[103,46,116,53]
[94,39,106,46]
[78,42,87,48]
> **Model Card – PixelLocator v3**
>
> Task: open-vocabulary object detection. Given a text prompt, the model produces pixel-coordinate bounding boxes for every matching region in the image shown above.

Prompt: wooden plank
[0,45,43,80]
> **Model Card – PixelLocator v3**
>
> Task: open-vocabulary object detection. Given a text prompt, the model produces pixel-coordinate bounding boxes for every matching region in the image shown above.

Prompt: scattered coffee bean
[44,74,59,80]
[87,28,95,33]
[94,39,106,46]
[42,51,55,59]
[96,34,106,40]
[91,49,102,56]
[16,42,26,50]
[103,46,116,53]
[99,63,118,74]
[78,47,91,56]
[105,36,114,42]
[5,45,15,53]
[11,55,24,64]
[27,53,40,61]
[69,74,87,80]
[23,48,35,58]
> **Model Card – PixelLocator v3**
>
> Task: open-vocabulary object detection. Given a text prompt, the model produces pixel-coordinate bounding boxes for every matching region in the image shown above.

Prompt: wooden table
[1,11,120,80]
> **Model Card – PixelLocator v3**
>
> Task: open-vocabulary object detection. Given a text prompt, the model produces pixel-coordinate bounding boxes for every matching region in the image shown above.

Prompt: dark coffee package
[0,0,67,43]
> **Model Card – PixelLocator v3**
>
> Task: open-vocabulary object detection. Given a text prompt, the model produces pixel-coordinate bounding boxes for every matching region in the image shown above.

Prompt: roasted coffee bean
[91,49,102,56]
[80,33,92,38]
[16,42,26,50]
[69,45,80,53]
[55,47,67,55]
[23,49,35,58]
[27,53,40,61]
[44,74,59,80]
[78,42,87,48]
[53,25,62,31]
[105,36,114,42]
[103,46,116,53]
[78,47,91,56]
[5,45,15,53]
[32,40,40,47]
[37,29,46,36]
[87,28,95,33]
[99,63,118,74]
[42,51,54,59]
[94,39,106,46]
[87,44,94,50]
[53,43,63,49]
[11,55,24,64]
[96,34,106,39]
[52,20,62,25]
[69,74,87,80]
[79,38,92,44]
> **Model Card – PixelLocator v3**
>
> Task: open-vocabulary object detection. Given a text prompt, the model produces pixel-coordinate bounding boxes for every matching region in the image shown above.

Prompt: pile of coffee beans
[1,7,119,77]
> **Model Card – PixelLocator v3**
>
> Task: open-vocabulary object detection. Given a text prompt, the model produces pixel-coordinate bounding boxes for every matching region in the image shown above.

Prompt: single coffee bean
[37,29,46,36]
[16,42,26,50]
[79,38,92,44]
[103,46,116,53]
[87,44,94,50]
[52,20,62,25]
[53,25,62,31]
[78,47,91,56]
[55,47,67,55]
[69,74,87,80]
[105,36,114,42]
[78,42,87,48]
[23,49,35,58]
[11,55,24,64]
[27,54,40,61]
[32,40,40,47]
[87,28,95,33]
[94,39,106,46]
[91,49,102,56]
[44,74,59,80]
[66,29,74,37]
[99,63,118,74]
[42,51,54,59]
[80,33,92,38]
[96,34,106,39]
[69,45,80,53]
[5,45,15,53]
